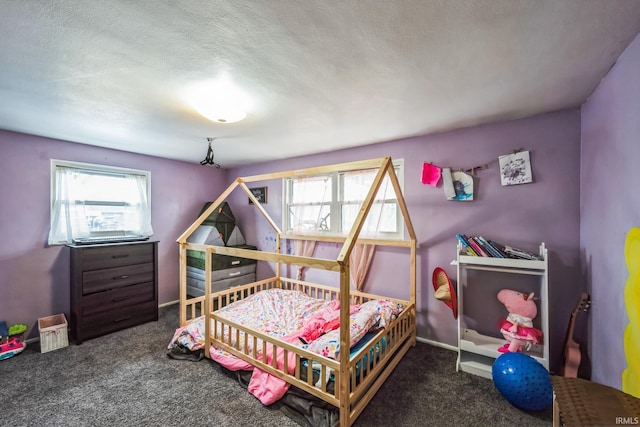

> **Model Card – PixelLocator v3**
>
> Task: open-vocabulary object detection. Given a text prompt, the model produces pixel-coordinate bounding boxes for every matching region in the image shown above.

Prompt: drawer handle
[114,275,130,280]
[231,260,240,265]
[113,297,128,302]
[112,254,130,259]
[228,272,241,277]
[114,316,131,323]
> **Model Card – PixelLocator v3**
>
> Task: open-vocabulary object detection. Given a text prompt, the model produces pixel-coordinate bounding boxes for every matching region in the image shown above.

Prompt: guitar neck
[561,293,591,378]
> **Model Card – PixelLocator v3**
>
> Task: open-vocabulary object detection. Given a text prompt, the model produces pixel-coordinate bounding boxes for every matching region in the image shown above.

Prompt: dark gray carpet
[0,305,552,426]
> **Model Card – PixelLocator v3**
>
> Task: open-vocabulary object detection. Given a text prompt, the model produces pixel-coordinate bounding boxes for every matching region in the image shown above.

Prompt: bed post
[179,242,187,326]
[275,233,282,287]
[338,262,351,427]
[385,157,418,346]
[410,239,417,345]
[204,247,212,359]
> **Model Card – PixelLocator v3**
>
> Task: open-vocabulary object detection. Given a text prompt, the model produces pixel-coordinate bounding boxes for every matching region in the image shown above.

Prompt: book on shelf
[467,236,490,257]
[456,234,478,256]
[477,236,505,258]
[503,245,541,260]
[456,235,541,260]
[486,239,510,258]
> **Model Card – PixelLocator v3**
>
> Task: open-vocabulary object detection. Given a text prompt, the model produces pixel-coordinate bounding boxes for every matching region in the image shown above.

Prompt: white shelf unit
[454,242,549,380]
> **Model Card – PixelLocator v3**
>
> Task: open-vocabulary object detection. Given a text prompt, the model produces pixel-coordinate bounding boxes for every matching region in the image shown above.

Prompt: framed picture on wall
[499,150,533,186]
[249,187,268,204]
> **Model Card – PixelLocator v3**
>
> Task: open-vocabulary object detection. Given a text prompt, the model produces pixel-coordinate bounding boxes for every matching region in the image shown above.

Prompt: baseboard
[416,336,458,352]
[159,300,179,308]
[25,301,179,344]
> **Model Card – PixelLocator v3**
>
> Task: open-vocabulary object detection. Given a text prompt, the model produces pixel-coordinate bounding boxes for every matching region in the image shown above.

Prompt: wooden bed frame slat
[177,157,417,426]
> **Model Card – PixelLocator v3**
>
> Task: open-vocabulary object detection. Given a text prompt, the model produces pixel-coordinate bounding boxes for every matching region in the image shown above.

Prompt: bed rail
[182,275,411,326]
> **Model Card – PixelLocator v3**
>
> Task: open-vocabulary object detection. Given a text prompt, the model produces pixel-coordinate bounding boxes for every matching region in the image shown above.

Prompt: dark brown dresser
[69,241,158,344]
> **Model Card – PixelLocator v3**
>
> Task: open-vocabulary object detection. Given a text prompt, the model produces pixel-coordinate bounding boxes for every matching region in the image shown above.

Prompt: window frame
[49,159,152,245]
[282,159,404,239]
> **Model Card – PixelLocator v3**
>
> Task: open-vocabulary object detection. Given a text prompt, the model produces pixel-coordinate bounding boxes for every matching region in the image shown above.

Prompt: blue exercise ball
[492,352,553,411]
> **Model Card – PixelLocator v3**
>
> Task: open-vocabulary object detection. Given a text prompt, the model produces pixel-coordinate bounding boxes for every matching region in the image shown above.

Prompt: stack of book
[455,234,541,260]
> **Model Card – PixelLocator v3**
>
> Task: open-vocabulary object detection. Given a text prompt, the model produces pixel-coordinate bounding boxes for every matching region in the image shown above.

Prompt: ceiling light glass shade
[187,75,251,124]
[193,104,247,124]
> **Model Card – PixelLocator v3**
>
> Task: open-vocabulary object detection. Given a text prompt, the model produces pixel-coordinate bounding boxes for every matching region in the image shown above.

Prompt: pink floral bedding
[168,288,333,361]
[168,289,403,404]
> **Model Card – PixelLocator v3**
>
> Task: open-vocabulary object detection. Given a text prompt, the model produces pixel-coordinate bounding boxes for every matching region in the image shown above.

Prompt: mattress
[186,264,256,297]
[186,244,257,270]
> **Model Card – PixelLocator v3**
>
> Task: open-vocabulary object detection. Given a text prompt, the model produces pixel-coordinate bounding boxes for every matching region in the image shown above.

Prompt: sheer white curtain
[287,169,395,287]
[48,167,90,245]
[343,169,393,291]
[130,173,154,237]
[48,166,153,245]
[289,176,331,280]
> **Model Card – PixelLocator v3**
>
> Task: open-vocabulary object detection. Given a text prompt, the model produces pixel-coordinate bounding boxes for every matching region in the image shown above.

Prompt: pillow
[358,299,404,329]
[226,226,246,246]
[304,303,380,359]
[186,225,224,246]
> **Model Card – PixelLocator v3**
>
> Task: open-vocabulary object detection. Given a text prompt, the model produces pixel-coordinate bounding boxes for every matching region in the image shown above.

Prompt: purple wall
[581,33,640,390]
[227,110,582,373]
[0,130,227,338]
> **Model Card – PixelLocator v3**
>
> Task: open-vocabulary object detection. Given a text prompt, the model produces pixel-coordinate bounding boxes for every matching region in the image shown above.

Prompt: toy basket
[38,314,69,353]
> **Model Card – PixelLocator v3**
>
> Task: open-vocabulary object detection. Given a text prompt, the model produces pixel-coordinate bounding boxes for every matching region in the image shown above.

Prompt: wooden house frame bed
[177,157,417,426]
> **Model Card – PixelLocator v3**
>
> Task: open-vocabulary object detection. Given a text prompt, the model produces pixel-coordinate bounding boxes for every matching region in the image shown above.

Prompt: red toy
[0,336,25,360]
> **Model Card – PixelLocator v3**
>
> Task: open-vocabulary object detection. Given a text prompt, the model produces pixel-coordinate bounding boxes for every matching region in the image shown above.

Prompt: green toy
[8,324,27,336]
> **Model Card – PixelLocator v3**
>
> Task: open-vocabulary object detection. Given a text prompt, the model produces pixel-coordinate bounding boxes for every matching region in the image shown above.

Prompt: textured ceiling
[1,1,640,168]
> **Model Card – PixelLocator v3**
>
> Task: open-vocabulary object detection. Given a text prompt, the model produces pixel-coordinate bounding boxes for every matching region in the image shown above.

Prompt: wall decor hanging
[248,187,267,204]
[442,167,456,200]
[421,162,442,187]
[451,171,474,201]
[499,150,532,186]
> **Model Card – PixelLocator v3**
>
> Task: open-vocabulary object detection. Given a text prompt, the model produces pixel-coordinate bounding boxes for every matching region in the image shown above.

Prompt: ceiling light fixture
[187,75,251,124]
[200,137,221,168]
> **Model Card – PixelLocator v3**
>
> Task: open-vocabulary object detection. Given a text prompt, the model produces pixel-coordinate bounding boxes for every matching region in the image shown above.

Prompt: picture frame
[249,187,267,204]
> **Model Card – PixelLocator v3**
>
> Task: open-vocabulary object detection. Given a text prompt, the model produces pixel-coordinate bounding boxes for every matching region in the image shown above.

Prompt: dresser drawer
[82,263,155,294]
[80,301,157,341]
[82,282,155,316]
[81,243,154,271]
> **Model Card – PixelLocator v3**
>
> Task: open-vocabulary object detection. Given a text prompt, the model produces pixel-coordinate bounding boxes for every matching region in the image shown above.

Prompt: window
[48,160,153,245]
[284,160,404,238]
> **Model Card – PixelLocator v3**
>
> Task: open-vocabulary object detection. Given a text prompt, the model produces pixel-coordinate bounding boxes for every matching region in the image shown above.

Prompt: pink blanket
[247,330,303,404]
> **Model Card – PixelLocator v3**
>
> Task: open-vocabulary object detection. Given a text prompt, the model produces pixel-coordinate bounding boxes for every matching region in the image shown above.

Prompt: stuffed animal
[497,289,543,353]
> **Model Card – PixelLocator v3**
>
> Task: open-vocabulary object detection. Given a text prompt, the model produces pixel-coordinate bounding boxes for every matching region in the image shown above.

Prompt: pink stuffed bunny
[497,289,543,353]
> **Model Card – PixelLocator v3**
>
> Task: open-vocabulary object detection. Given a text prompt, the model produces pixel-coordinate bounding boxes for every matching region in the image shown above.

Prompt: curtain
[130,173,154,236]
[289,176,331,280]
[48,167,90,245]
[288,167,394,286]
[294,239,316,281]
[349,243,375,291]
[343,168,392,291]
[48,166,153,245]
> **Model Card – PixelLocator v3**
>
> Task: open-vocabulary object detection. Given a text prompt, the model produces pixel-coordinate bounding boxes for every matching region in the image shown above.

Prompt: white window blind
[48,160,153,245]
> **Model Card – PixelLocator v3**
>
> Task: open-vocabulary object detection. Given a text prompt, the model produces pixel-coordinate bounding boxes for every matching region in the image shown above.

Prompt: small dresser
[69,241,158,344]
